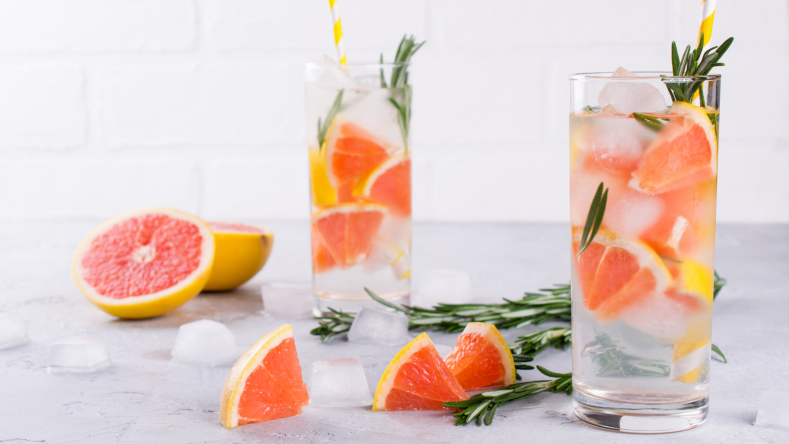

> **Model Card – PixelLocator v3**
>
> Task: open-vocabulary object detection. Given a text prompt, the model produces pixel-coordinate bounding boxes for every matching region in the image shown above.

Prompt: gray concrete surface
[0,221,786,443]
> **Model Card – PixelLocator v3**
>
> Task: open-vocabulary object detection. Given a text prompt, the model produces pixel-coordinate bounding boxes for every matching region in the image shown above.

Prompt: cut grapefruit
[630,102,717,195]
[444,323,516,390]
[309,148,336,206]
[72,208,215,319]
[312,203,386,269]
[204,222,273,292]
[219,324,309,428]
[311,228,338,274]
[573,228,671,320]
[325,118,392,188]
[360,155,411,216]
[373,333,468,411]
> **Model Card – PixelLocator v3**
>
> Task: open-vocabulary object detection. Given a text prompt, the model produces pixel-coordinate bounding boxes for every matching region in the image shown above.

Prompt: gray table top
[1,220,787,443]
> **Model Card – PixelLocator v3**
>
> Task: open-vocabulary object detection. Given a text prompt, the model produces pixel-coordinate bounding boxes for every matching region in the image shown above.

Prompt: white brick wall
[0,0,786,223]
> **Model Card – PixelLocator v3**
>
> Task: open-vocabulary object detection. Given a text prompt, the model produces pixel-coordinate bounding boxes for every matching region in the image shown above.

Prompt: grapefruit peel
[204,222,274,292]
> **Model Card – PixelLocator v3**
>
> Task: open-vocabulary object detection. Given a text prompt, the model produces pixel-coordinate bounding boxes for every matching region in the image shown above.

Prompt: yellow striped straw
[328,0,346,64]
[698,0,716,46]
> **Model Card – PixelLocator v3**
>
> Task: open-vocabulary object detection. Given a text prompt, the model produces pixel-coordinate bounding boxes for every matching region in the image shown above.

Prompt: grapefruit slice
[373,333,468,411]
[311,228,338,274]
[573,228,671,320]
[203,222,273,292]
[309,148,336,206]
[220,324,309,428]
[444,323,516,390]
[325,118,392,188]
[359,155,411,216]
[312,203,386,269]
[630,102,717,195]
[72,208,215,319]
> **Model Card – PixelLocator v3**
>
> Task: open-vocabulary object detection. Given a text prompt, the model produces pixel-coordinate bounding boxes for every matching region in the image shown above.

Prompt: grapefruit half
[444,322,516,390]
[204,222,273,292]
[72,208,215,319]
[219,324,309,428]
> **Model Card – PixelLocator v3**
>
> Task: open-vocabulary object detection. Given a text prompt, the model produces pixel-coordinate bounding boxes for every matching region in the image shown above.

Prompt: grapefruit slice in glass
[325,118,393,188]
[573,228,671,320]
[204,222,273,292]
[311,227,338,274]
[312,203,386,269]
[630,101,717,195]
[359,155,411,217]
[219,324,309,428]
[444,322,516,390]
[72,208,215,319]
[373,333,468,411]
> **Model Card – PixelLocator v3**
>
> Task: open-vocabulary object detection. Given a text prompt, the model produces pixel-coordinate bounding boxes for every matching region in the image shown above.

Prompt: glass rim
[305,61,409,69]
[570,71,721,82]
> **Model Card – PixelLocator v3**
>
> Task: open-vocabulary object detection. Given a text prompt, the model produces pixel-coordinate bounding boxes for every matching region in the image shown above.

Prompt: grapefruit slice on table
[444,323,516,390]
[373,333,469,411]
[573,228,671,320]
[220,324,309,428]
[630,101,717,195]
[325,118,393,188]
[358,155,411,216]
[204,222,273,292]
[312,203,386,269]
[72,208,215,319]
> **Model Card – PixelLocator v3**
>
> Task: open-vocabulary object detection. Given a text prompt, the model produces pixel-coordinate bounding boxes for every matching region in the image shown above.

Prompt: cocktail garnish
[576,182,609,257]
[317,89,344,150]
[664,32,733,107]
[381,35,424,151]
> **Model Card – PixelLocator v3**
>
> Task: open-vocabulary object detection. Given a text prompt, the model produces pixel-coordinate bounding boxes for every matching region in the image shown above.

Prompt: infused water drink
[569,71,720,432]
[305,61,412,313]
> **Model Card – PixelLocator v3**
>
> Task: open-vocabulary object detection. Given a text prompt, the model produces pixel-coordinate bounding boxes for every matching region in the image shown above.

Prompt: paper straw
[698,0,716,46]
[328,0,346,64]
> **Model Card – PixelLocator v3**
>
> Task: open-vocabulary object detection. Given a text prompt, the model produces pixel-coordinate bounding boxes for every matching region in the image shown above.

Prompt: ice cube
[308,358,374,407]
[348,307,409,346]
[413,269,472,307]
[598,67,667,115]
[0,318,29,350]
[755,390,789,429]
[48,336,111,373]
[261,283,314,319]
[604,188,664,240]
[171,320,236,366]
[315,55,358,90]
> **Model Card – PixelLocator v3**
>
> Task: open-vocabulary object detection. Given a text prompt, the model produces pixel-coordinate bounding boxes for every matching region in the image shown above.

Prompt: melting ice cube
[261,283,314,319]
[598,67,667,115]
[413,269,472,307]
[348,307,409,346]
[171,320,236,366]
[755,391,789,429]
[0,318,29,350]
[48,336,111,373]
[308,358,374,408]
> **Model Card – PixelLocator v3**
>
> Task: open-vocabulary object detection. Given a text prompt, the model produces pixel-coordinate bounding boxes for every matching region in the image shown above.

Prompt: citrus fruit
[203,222,273,292]
[309,148,336,206]
[663,258,714,312]
[311,228,338,274]
[444,323,516,390]
[573,228,671,320]
[670,324,711,383]
[373,333,468,411]
[359,155,411,216]
[312,203,386,269]
[219,324,309,428]
[630,101,717,195]
[72,208,214,319]
[325,118,392,188]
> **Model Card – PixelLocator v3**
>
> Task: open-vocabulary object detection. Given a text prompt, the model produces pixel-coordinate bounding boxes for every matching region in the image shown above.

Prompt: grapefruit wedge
[359,155,411,216]
[204,222,273,292]
[630,102,717,195]
[72,208,215,319]
[373,333,468,411]
[573,228,671,320]
[220,324,309,428]
[312,203,386,269]
[444,323,516,390]
[325,118,393,188]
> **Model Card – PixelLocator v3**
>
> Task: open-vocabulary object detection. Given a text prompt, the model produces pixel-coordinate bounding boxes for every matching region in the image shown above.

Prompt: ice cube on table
[0,318,29,350]
[261,283,314,319]
[348,307,409,346]
[48,336,111,373]
[598,67,667,115]
[755,390,789,429]
[171,320,236,366]
[309,358,374,408]
[413,269,472,307]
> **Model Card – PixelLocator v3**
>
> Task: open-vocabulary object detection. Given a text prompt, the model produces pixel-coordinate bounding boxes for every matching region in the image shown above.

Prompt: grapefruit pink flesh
[313,203,385,269]
[363,156,411,217]
[444,323,516,390]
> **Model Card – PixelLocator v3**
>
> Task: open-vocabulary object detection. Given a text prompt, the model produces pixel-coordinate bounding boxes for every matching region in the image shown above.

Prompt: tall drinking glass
[569,72,720,433]
[305,62,413,315]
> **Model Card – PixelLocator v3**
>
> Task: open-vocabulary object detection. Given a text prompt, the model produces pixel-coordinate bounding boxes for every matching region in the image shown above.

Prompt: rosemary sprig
[317,89,344,150]
[444,366,572,426]
[383,35,424,151]
[584,333,671,377]
[632,112,668,131]
[713,270,726,300]
[576,182,608,257]
[665,33,733,106]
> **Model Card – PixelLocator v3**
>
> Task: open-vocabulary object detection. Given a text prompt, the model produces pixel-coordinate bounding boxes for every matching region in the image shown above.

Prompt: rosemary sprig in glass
[577,182,608,257]
[380,35,424,151]
[317,89,344,150]
[665,33,733,107]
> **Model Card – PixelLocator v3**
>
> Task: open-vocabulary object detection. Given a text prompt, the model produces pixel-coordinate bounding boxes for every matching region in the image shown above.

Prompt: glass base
[573,389,708,434]
[312,292,410,317]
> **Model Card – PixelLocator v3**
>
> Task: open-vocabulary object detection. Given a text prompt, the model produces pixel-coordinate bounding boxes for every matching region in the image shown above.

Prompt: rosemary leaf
[577,182,608,257]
